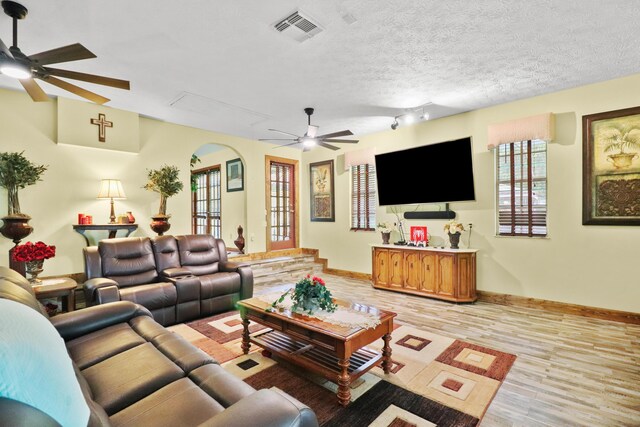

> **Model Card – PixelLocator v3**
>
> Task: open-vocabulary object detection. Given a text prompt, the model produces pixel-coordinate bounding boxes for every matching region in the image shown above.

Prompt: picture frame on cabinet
[582,106,640,225]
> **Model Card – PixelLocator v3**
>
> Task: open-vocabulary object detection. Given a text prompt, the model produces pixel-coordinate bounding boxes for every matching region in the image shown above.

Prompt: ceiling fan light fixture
[302,138,316,148]
[0,61,30,79]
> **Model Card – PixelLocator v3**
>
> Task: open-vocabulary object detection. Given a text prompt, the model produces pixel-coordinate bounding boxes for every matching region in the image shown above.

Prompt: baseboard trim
[324,268,372,281]
[477,291,640,325]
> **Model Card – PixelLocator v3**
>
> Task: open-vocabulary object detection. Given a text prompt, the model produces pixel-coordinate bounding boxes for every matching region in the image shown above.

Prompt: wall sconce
[97,179,126,224]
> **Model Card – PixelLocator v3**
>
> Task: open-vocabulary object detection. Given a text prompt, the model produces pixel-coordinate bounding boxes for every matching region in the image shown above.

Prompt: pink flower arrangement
[12,241,56,262]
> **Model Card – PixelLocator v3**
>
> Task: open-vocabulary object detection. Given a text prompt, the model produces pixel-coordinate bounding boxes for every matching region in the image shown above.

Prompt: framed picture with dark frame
[310,160,335,222]
[583,106,640,225]
[226,158,244,192]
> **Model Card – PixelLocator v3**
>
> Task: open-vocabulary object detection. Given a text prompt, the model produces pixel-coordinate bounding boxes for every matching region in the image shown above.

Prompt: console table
[73,224,138,246]
[371,244,477,303]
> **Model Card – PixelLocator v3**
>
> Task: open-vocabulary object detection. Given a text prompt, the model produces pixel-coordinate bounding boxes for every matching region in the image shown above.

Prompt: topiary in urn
[0,151,48,218]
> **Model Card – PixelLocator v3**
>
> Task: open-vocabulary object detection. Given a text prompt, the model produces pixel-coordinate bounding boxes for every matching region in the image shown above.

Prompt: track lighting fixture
[391,104,431,130]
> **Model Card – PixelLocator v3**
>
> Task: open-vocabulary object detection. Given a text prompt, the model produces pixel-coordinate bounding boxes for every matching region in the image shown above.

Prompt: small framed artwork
[226,158,244,192]
[410,226,428,243]
[583,106,640,225]
[310,160,335,222]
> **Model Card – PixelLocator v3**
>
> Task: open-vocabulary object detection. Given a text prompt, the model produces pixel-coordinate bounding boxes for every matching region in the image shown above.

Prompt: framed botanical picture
[583,106,640,225]
[226,158,244,192]
[309,160,334,222]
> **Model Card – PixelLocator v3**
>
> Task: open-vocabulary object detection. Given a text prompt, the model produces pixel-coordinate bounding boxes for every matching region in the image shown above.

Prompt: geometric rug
[168,311,516,427]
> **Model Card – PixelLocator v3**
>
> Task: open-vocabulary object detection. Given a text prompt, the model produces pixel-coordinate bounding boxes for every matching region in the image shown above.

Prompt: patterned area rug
[168,311,516,427]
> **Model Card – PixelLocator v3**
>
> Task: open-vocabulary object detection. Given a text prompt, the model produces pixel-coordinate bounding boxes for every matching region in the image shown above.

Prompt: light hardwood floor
[255,274,640,427]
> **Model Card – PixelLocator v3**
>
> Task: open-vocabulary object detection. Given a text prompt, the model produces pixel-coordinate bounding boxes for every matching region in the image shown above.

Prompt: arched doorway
[191,144,247,252]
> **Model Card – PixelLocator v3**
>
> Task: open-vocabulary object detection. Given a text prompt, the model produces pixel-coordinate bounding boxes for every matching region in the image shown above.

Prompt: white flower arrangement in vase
[444,220,465,249]
[377,222,397,233]
[443,220,465,235]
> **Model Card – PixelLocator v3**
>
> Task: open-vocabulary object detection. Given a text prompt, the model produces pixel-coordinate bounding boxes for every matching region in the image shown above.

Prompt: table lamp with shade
[97,179,126,224]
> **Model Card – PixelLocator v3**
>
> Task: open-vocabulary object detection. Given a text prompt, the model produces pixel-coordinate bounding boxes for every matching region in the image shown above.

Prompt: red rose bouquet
[12,241,56,262]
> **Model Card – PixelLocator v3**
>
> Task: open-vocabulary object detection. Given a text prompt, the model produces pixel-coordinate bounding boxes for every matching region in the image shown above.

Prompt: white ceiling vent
[274,11,323,42]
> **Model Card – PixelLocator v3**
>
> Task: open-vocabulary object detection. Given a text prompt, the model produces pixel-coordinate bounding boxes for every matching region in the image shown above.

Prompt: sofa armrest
[83,277,120,307]
[219,262,253,300]
[197,389,318,427]
[51,301,152,341]
[161,267,193,279]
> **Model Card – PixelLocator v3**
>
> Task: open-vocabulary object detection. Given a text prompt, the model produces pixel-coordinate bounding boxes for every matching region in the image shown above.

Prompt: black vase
[448,232,461,249]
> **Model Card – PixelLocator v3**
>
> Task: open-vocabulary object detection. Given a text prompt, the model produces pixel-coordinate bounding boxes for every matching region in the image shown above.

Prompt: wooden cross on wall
[90,113,113,143]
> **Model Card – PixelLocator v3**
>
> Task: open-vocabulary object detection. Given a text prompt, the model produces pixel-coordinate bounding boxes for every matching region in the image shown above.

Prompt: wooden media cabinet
[371,244,477,303]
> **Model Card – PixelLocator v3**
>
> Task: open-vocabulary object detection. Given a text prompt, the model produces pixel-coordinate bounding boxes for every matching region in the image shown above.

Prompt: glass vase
[25,259,44,284]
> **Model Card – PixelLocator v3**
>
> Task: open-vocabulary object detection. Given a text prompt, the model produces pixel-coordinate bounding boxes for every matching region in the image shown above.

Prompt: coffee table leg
[382,333,392,374]
[241,314,251,355]
[337,358,351,407]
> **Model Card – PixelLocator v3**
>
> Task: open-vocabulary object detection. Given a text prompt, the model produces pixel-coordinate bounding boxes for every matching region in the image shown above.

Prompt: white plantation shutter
[496,140,547,236]
[351,164,376,230]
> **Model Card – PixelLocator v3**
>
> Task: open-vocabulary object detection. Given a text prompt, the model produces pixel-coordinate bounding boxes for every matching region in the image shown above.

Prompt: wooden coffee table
[238,296,396,406]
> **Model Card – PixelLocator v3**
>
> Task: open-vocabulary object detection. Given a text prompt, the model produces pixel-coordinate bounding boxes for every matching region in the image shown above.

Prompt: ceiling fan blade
[316,130,353,139]
[43,67,130,90]
[40,75,109,104]
[272,141,302,149]
[0,37,13,59]
[317,141,341,151]
[306,125,318,138]
[322,138,359,143]
[19,78,49,102]
[29,43,96,66]
[268,129,301,138]
[258,138,298,141]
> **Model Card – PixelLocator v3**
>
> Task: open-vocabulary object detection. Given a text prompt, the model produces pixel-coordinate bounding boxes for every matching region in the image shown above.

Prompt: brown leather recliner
[83,235,254,326]
[84,237,179,325]
[0,266,318,427]
[175,235,253,316]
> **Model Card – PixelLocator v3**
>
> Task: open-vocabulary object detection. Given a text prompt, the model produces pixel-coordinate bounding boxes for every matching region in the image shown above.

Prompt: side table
[32,277,77,313]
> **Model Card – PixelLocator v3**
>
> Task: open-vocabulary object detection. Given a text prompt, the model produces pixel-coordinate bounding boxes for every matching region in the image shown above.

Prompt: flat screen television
[374,137,475,206]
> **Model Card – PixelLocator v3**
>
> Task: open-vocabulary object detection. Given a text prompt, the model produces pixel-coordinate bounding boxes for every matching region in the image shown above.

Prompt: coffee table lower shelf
[251,329,382,381]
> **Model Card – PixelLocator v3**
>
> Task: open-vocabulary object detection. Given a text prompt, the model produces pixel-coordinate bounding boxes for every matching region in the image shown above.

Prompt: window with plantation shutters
[496,140,547,236]
[351,164,376,231]
[191,166,222,238]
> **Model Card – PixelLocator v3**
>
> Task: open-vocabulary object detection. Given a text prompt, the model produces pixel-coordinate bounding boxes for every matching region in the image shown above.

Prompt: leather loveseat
[83,235,252,326]
[0,266,318,427]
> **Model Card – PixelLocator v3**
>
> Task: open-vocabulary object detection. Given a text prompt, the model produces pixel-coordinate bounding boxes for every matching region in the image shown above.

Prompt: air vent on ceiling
[274,11,323,42]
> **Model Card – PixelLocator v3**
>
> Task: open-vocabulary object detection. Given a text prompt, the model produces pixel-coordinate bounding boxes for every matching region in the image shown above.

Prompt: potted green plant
[0,151,47,243]
[144,165,184,235]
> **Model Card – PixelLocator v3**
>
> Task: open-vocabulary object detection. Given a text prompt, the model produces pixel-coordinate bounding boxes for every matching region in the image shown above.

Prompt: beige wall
[196,147,248,248]
[2,72,639,313]
[0,89,300,276]
[300,73,640,313]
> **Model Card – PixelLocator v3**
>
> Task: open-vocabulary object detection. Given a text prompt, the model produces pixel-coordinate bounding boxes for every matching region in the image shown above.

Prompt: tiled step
[240,254,324,286]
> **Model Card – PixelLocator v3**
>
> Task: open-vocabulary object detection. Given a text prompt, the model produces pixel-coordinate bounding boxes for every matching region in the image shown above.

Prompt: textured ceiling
[1,1,640,144]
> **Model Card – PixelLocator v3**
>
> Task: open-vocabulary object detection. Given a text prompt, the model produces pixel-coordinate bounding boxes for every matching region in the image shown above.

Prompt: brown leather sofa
[83,235,252,326]
[0,266,318,427]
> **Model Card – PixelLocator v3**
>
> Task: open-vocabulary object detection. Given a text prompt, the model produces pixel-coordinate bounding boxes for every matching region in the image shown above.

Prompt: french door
[266,156,298,251]
[191,166,222,238]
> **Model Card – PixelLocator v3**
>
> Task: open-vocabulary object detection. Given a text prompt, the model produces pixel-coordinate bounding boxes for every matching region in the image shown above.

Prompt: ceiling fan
[0,1,129,104]
[259,107,359,151]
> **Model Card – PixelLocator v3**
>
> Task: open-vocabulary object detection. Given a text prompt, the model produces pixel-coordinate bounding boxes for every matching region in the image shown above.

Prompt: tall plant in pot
[0,151,47,243]
[144,165,184,235]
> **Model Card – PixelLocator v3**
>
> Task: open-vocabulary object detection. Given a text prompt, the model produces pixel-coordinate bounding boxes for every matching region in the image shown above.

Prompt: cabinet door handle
[426,265,430,271]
